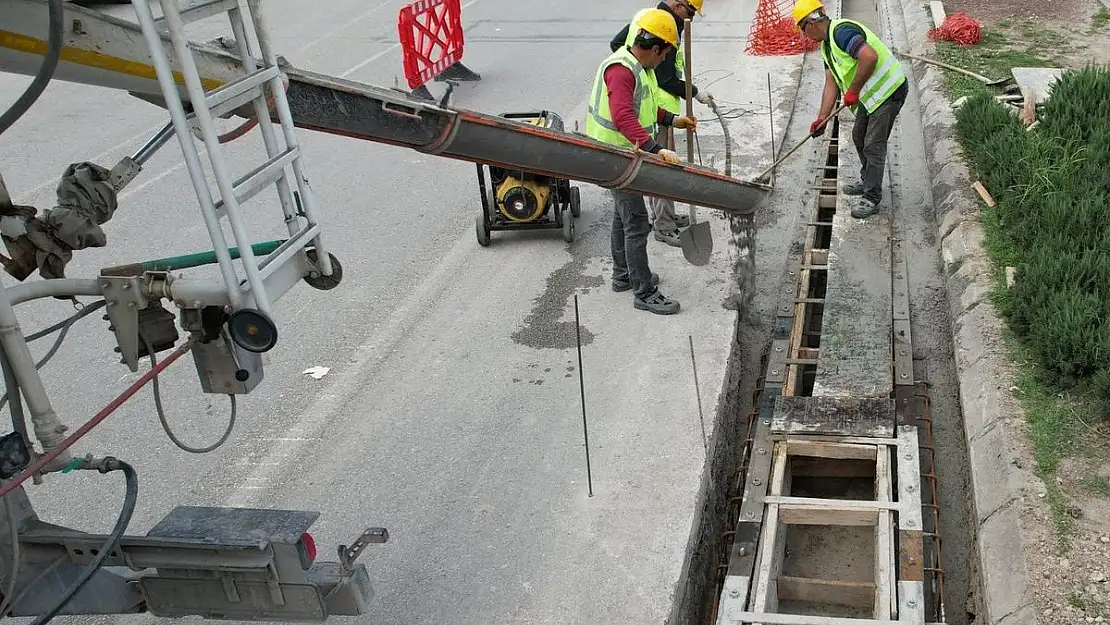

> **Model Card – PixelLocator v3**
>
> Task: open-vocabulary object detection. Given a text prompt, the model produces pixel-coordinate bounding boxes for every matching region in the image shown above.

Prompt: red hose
[0,338,195,498]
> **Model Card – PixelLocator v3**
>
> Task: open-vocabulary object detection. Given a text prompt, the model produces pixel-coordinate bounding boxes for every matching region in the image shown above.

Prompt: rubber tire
[562,209,575,243]
[476,213,491,247]
[569,186,581,218]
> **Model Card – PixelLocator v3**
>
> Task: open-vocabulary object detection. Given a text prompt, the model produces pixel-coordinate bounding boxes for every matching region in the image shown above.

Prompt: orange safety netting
[746,0,819,56]
[928,11,983,45]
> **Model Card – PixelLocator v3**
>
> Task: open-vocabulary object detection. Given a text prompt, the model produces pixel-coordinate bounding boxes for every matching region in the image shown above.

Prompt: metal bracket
[100,275,149,372]
[338,527,389,575]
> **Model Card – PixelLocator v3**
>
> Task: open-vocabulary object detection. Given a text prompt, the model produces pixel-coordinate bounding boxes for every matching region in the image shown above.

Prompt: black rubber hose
[0,0,65,137]
[28,458,138,625]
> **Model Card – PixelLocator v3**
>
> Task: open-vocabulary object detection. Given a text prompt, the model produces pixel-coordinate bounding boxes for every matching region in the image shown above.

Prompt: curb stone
[891,1,1041,624]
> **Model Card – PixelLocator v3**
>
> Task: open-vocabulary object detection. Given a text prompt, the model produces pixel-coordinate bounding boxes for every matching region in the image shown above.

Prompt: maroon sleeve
[603,64,662,152]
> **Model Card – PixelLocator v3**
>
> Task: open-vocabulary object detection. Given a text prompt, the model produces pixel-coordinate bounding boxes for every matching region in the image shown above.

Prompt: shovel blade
[680,221,713,266]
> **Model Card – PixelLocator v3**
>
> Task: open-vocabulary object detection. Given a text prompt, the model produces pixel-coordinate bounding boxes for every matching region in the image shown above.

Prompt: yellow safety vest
[585,47,660,148]
[820,18,906,114]
[625,8,684,114]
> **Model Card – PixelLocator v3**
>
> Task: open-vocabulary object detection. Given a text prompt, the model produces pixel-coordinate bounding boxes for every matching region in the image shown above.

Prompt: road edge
[892,2,1041,624]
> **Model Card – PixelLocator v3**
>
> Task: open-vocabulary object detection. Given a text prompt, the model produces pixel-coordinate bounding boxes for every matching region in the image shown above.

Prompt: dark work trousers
[610,189,656,299]
[852,80,908,205]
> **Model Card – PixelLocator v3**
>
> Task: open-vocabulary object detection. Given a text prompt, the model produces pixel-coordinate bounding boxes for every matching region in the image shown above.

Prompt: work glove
[658,149,682,164]
[843,90,860,106]
[694,90,713,105]
[673,116,698,130]
[809,117,828,137]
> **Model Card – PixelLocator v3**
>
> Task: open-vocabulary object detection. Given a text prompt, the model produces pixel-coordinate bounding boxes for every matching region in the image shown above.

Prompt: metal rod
[131,120,176,166]
[689,335,707,451]
[682,18,696,224]
[0,275,69,466]
[573,294,593,498]
[766,73,775,187]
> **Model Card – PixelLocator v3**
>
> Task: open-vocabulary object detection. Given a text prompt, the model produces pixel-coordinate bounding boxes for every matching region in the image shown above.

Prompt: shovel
[679,17,713,266]
[752,103,848,184]
[893,49,1011,86]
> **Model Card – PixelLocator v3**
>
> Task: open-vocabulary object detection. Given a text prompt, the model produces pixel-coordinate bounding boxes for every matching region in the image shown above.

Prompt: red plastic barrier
[745,0,820,56]
[397,0,465,90]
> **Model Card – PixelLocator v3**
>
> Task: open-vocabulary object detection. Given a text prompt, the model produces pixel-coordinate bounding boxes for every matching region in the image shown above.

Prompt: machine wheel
[562,209,575,243]
[569,186,581,218]
[476,213,491,247]
[303,248,343,290]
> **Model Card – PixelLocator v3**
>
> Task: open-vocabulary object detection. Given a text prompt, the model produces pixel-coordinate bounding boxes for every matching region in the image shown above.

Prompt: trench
[668,0,978,623]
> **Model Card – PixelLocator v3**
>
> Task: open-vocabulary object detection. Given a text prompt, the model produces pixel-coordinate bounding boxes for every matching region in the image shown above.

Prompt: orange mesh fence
[746,0,819,56]
[928,11,982,45]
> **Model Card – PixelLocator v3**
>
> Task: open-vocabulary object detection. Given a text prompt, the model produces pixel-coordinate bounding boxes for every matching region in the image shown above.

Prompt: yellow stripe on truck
[0,29,224,91]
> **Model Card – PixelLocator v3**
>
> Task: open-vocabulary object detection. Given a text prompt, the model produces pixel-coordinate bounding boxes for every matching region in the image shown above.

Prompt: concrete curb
[892,2,1041,624]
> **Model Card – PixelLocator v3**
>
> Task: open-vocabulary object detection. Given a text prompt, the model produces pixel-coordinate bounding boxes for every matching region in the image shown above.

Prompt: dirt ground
[935,0,1110,622]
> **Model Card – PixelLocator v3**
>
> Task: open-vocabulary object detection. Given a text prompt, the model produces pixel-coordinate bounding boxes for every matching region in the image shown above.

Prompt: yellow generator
[474,111,582,246]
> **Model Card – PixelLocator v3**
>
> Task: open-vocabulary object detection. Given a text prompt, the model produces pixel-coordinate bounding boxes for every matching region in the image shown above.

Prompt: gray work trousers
[610,189,656,299]
[647,126,679,233]
[852,81,908,204]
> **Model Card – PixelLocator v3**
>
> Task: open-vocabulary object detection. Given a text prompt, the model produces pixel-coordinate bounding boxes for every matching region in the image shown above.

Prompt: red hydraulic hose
[0,338,196,498]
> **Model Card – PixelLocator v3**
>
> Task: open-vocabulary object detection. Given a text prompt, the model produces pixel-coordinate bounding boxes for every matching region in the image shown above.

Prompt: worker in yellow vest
[794,0,907,219]
[610,0,711,247]
[586,8,697,315]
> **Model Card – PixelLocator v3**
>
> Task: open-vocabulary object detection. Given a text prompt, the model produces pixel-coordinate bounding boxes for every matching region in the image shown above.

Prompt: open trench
[668,1,979,623]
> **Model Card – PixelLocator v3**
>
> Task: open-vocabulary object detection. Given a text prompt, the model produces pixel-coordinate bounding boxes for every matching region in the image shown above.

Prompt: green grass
[1093,8,1110,30]
[952,68,1110,551]
[1082,474,1110,497]
[933,28,1061,100]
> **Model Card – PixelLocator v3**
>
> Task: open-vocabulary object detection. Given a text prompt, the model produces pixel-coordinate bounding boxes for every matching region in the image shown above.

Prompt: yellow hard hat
[687,0,705,15]
[634,8,679,46]
[792,0,825,26]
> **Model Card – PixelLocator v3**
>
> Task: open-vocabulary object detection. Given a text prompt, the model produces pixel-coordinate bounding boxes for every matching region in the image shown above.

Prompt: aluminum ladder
[128,0,333,319]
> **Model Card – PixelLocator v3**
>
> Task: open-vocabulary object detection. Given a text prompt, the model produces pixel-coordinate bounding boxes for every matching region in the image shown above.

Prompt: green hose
[101,239,285,276]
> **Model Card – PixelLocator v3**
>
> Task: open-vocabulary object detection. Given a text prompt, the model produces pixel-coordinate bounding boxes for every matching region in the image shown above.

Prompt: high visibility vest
[820,18,906,114]
[624,8,684,114]
[585,47,660,148]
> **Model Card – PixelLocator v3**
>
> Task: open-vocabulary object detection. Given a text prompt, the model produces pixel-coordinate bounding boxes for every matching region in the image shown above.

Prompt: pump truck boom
[0,0,769,621]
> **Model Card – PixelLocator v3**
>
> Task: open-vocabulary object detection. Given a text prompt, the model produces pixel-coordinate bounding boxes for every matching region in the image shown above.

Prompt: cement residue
[510,216,606,350]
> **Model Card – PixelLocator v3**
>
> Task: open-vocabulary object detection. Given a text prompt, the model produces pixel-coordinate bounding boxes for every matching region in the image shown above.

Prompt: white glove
[695,90,713,105]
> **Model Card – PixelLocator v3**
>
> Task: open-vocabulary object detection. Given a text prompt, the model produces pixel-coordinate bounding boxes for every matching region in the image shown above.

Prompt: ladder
[127,0,333,319]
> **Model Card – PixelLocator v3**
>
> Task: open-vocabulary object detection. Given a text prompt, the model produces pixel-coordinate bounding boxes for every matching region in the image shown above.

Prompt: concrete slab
[811,122,894,399]
[1010,67,1066,104]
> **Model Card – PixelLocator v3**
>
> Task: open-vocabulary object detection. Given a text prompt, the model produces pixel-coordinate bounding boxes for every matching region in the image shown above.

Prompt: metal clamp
[337,527,389,575]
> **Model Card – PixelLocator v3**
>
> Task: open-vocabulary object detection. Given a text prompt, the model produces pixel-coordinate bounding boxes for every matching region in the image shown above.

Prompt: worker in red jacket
[586,8,697,315]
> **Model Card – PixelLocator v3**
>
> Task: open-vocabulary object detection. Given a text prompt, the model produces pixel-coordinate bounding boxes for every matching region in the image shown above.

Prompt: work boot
[654,229,681,247]
[634,289,680,315]
[612,272,660,293]
[851,197,880,219]
[674,214,691,229]
[843,181,865,196]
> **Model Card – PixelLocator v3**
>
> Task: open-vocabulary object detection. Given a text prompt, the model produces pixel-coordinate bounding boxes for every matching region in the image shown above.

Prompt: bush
[954,65,1110,410]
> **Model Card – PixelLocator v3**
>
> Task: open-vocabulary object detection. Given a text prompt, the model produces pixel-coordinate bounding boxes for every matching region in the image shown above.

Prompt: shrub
[954,66,1110,412]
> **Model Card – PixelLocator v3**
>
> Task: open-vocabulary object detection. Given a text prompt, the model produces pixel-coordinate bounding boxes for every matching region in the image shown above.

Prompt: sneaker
[612,272,661,293]
[654,229,682,247]
[851,197,880,219]
[634,289,681,315]
[674,214,691,229]
[843,181,865,196]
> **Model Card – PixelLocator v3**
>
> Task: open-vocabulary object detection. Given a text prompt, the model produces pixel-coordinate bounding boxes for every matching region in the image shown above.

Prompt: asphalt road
[0,1,766,624]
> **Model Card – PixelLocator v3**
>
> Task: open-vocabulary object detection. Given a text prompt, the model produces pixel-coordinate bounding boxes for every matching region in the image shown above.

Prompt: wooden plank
[772,396,896,438]
[783,440,878,461]
[874,446,893,619]
[928,1,946,28]
[812,123,893,399]
[728,612,903,625]
[764,496,898,511]
[750,445,791,623]
[778,505,878,527]
[776,576,875,608]
[809,249,829,265]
